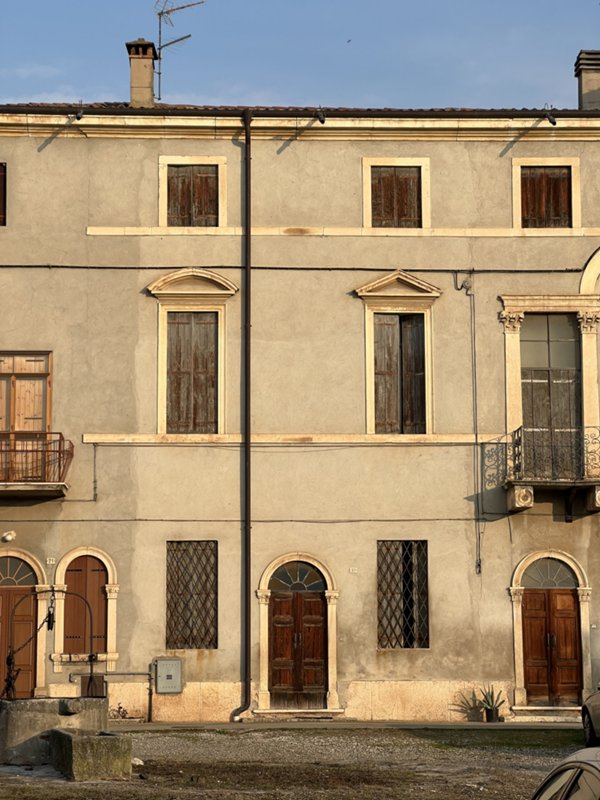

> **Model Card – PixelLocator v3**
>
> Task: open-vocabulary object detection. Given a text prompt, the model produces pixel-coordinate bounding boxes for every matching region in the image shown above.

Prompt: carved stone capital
[105,584,120,599]
[578,587,592,602]
[586,486,600,512]
[510,586,525,603]
[499,311,524,333]
[507,484,534,511]
[256,589,270,605]
[578,311,600,333]
[324,590,340,605]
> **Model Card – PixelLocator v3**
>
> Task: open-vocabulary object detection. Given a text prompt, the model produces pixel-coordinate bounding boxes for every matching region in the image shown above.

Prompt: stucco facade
[2,45,600,721]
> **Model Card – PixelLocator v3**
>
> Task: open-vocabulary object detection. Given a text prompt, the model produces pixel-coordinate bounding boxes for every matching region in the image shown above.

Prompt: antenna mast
[155,0,206,100]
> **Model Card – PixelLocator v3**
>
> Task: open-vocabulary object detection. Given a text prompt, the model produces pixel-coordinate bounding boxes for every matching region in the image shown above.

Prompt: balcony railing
[0,433,74,484]
[507,426,600,484]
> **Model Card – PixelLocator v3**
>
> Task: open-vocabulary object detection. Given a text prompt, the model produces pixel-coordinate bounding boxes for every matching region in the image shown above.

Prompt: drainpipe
[232,108,253,722]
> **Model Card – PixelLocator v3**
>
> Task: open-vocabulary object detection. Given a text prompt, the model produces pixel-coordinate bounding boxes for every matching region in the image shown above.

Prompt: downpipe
[232,108,253,722]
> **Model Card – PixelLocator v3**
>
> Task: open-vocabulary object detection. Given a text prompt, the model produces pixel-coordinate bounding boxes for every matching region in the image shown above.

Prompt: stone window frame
[355,270,441,435]
[362,157,431,229]
[511,157,581,231]
[499,294,600,435]
[158,156,228,229]
[147,268,239,436]
[50,547,119,673]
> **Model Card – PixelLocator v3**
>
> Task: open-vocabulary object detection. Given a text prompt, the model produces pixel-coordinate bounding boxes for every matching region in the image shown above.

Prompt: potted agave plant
[480,685,505,723]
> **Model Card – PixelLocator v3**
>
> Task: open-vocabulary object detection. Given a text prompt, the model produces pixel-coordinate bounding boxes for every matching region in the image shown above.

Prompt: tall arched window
[64,556,107,654]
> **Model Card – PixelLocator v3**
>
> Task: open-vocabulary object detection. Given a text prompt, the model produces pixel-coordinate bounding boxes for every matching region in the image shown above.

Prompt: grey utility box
[154,658,183,694]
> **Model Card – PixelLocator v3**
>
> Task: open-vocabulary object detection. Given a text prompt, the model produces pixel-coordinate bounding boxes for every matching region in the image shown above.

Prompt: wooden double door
[523,588,582,705]
[0,588,37,699]
[269,591,327,709]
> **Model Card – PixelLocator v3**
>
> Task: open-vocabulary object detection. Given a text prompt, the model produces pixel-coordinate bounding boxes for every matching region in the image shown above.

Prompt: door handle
[547,633,557,648]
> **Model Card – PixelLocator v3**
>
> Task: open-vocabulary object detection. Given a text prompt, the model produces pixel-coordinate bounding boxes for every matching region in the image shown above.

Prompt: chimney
[575,50,600,110]
[125,39,158,108]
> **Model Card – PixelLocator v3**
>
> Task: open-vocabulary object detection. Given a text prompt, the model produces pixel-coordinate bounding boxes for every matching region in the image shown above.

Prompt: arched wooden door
[268,561,327,709]
[0,557,37,698]
[522,558,582,706]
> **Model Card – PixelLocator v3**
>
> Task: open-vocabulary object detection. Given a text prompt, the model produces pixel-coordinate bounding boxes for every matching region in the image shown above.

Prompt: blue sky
[0,0,597,109]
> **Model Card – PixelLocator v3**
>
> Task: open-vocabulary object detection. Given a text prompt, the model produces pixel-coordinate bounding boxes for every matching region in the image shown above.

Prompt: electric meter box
[154,657,183,694]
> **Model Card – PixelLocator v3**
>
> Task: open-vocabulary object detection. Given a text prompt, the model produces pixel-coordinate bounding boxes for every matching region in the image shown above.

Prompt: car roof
[559,748,600,768]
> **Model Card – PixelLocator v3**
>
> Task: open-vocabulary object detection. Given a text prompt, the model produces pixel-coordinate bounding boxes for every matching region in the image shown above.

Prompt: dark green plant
[480,685,505,711]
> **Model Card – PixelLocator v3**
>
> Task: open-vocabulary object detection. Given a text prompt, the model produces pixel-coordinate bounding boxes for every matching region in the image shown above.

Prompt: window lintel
[147,268,238,302]
[355,269,441,305]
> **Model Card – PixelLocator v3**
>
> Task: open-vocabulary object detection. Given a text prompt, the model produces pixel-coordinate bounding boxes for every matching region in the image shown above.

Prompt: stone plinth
[50,728,131,781]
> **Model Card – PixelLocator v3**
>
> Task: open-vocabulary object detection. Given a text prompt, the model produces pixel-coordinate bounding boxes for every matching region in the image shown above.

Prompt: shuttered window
[521,166,572,228]
[166,541,218,649]
[167,164,218,226]
[64,556,108,654]
[167,312,218,434]
[378,540,429,649]
[0,353,50,433]
[371,166,422,228]
[374,313,425,434]
[0,163,5,226]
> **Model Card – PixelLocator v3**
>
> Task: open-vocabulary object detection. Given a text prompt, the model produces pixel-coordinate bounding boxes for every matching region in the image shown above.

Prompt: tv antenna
[155,0,206,100]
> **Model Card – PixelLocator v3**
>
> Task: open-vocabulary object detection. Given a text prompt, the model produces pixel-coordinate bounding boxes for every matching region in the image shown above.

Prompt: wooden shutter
[401,315,426,433]
[0,163,5,226]
[64,556,107,655]
[167,312,218,433]
[521,167,572,228]
[167,165,218,227]
[374,314,401,432]
[371,166,421,228]
[192,166,218,226]
[374,314,426,433]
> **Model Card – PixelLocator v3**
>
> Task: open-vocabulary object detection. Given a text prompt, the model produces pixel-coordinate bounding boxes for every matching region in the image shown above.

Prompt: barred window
[166,541,217,649]
[377,540,429,649]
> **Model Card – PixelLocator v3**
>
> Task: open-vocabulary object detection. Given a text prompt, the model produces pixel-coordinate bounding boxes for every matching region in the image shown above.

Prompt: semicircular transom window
[522,558,578,588]
[0,557,36,586]
[268,561,326,592]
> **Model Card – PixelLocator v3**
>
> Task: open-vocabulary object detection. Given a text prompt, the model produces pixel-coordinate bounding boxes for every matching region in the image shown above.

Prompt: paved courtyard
[0,724,586,799]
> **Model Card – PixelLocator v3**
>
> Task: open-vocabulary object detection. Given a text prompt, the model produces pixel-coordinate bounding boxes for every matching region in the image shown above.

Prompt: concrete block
[0,698,108,765]
[50,728,131,781]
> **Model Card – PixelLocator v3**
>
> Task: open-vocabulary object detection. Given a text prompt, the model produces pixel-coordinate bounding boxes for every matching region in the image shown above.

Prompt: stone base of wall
[105,681,243,723]
[344,680,513,722]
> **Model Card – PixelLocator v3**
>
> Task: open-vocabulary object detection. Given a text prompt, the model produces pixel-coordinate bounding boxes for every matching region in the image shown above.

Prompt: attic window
[159,156,227,228]
[362,158,431,229]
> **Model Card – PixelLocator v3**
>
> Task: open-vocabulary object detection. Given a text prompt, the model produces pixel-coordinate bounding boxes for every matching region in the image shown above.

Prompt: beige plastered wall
[2,116,600,719]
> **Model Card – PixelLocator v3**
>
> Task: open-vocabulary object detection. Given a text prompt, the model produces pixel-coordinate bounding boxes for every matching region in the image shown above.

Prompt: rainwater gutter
[232,108,253,722]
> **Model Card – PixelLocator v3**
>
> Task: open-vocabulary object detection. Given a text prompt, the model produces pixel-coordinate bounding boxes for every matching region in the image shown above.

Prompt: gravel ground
[0,725,587,800]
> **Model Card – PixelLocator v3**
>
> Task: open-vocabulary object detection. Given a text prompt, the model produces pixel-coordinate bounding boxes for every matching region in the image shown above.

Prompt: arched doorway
[268,561,327,709]
[257,553,340,711]
[511,551,591,707]
[0,556,38,698]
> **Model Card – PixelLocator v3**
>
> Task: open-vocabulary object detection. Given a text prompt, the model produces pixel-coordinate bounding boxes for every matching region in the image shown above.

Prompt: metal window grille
[166,541,217,649]
[377,540,429,649]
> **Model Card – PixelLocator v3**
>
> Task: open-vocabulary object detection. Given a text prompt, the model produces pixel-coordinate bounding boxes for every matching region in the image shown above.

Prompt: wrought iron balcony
[0,432,74,496]
[507,426,600,485]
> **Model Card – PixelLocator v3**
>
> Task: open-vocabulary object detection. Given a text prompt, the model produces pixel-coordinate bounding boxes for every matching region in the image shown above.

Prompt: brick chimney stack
[126,39,158,108]
[575,51,600,110]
